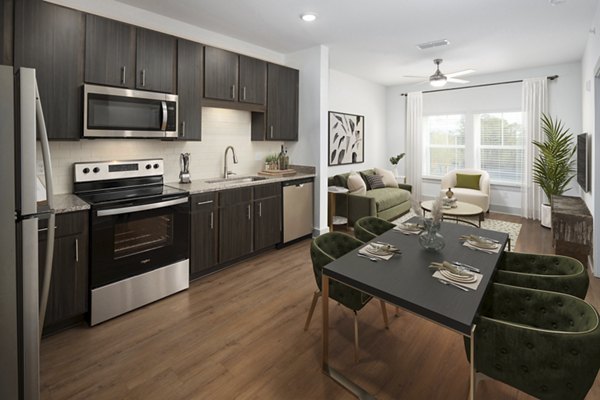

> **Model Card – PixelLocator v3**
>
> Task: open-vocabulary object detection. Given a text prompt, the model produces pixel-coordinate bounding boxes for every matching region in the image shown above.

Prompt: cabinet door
[219,190,252,263]
[14,0,84,140]
[266,63,299,141]
[204,46,238,101]
[85,14,136,88]
[190,194,217,276]
[177,39,202,141]
[1,0,13,65]
[254,196,282,250]
[239,55,266,105]
[136,28,176,93]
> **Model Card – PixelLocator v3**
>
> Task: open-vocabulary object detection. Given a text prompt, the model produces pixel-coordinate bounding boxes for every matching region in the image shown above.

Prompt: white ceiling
[117,0,598,86]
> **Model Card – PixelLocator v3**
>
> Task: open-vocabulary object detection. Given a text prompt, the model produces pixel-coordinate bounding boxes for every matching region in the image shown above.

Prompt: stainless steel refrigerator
[0,66,56,400]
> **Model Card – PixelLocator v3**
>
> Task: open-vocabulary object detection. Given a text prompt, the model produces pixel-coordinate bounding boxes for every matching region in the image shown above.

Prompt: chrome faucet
[223,145,238,179]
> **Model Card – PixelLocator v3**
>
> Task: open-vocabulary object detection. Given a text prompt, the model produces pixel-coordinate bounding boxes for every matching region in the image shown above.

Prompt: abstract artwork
[328,111,364,166]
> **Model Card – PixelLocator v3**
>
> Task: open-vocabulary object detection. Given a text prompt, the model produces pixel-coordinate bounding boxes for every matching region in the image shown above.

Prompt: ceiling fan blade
[446,69,475,78]
[447,77,469,84]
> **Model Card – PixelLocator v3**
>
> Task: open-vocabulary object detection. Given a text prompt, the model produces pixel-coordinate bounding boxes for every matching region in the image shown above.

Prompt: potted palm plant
[532,114,576,228]
[389,153,405,178]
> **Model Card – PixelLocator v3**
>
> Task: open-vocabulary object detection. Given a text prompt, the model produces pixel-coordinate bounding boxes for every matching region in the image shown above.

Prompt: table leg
[322,275,330,370]
[469,324,477,400]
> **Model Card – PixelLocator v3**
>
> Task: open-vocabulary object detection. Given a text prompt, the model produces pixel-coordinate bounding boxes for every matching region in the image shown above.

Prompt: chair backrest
[354,216,395,242]
[441,169,490,195]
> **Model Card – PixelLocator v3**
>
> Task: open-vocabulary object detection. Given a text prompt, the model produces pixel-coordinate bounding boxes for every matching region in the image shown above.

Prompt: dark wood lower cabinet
[219,200,253,264]
[190,193,217,277]
[254,195,281,251]
[38,211,88,336]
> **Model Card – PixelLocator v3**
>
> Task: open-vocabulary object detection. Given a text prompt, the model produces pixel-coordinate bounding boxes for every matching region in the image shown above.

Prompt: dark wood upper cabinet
[177,39,202,141]
[204,46,238,101]
[136,28,176,93]
[266,63,299,141]
[239,55,266,105]
[14,0,85,140]
[84,14,136,88]
[1,0,13,65]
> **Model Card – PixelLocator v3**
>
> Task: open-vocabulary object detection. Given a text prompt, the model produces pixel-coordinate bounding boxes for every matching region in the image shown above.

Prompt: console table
[551,195,593,267]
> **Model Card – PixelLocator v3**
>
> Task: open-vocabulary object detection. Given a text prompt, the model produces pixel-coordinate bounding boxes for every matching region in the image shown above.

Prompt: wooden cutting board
[257,169,297,177]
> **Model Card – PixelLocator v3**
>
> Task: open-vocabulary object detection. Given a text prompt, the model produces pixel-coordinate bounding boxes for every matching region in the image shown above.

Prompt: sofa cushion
[456,173,481,190]
[365,174,385,189]
[375,167,398,188]
[363,187,411,212]
[347,172,366,195]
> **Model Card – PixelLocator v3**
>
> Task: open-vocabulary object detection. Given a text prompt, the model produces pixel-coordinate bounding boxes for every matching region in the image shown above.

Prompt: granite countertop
[167,172,315,195]
[53,193,90,214]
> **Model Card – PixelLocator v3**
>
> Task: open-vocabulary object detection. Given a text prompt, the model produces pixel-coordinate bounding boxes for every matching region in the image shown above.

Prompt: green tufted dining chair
[306,232,389,362]
[465,283,600,400]
[354,216,396,243]
[494,252,589,299]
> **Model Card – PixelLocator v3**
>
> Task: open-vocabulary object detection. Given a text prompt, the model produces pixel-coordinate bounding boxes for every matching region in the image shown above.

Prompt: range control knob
[145,164,152,170]
[82,167,90,174]
[93,167,100,173]
[153,163,160,169]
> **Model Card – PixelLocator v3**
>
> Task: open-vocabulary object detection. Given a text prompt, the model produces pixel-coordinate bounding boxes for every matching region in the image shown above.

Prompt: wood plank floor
[40,213,600,399]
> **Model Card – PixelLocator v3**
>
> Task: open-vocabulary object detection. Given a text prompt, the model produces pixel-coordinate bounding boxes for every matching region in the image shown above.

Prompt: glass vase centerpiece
[419,196,445,252]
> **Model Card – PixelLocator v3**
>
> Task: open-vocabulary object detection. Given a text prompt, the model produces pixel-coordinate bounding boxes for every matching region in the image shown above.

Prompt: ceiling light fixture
[416,39,449,51]
[429,59,447,87]
[301,13,317,22]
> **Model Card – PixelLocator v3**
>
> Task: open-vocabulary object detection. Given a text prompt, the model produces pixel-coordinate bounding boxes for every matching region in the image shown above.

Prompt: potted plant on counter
[532,114,576,228]
[389,153,405,179]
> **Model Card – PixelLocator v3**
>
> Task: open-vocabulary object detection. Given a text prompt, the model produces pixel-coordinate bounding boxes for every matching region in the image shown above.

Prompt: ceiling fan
[404,59,474,87]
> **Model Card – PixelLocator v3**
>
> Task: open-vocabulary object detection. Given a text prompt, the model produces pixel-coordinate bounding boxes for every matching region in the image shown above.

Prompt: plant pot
[541,203,552,228]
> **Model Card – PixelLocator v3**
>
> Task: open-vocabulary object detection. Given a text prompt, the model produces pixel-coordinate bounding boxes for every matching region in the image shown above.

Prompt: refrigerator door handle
[35,80,56,332]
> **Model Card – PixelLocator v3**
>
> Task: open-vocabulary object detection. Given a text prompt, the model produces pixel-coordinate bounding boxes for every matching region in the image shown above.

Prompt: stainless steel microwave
[83,84,178,138]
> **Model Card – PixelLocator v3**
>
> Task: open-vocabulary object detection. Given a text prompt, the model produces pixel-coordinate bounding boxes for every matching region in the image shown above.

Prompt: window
[423,114,465,176]
[422,112,523,185]
[477,112,523,184]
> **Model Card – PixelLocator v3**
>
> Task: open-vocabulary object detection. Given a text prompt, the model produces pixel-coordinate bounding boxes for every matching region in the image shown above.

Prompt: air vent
[416,39,450,50]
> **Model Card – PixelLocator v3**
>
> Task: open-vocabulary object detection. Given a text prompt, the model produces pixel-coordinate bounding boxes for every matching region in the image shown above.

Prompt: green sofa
[328,169,412,225]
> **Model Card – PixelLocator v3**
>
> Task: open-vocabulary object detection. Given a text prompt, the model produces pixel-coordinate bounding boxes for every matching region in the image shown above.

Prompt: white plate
[440,269,477,283]
[466,239,498,250]
[400,223,421,232]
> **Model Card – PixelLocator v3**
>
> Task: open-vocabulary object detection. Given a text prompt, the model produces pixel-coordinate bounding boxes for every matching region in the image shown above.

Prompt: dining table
[321,218,509,400]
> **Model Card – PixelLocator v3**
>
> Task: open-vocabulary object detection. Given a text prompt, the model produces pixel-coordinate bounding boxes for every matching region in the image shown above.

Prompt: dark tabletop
[323,218,508,335]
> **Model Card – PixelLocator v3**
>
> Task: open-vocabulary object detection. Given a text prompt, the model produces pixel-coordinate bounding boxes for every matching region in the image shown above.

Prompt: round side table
[328,186,349,232]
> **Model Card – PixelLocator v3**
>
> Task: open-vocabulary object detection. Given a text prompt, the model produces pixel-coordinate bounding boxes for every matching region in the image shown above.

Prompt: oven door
[90,196,189,289]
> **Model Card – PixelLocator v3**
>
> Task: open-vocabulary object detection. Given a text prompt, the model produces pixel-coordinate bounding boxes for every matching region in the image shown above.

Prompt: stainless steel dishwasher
[282,178,314,243]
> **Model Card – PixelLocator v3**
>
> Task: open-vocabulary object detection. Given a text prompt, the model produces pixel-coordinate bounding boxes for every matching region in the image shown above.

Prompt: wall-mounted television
[577,133,590,192]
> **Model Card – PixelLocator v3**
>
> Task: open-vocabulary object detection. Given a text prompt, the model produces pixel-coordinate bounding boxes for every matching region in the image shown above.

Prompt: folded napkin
[462,240,501,254]
[358,243,394,260]
[432,270,483,291]
[393,223,422,235]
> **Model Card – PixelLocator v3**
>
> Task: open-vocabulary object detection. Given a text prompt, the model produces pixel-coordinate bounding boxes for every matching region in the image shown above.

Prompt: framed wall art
[328,111,364,166]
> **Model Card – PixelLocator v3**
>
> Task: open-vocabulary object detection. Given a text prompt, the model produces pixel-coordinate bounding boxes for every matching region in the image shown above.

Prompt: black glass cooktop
[76,184,187,206]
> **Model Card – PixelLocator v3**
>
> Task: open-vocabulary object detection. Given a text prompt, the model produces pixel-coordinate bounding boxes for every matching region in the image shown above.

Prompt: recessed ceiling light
[301,13,317,22]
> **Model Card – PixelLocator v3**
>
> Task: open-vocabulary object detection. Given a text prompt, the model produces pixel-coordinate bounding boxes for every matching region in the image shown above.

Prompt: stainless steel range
[74,159,189,325]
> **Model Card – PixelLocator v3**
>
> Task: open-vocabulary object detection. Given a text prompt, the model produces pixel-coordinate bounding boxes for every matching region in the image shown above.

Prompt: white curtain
[521,77,548,220]
[406,92,423,201]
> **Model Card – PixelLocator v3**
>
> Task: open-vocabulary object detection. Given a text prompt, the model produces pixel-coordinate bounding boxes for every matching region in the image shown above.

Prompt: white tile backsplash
[42,107,284,194]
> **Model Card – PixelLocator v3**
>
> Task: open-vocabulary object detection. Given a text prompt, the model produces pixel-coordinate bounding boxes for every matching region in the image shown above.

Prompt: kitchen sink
[205,176,267,185]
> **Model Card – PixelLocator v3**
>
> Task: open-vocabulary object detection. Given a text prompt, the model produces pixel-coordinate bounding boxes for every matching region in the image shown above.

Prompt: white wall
[40,108,283,194]
[328,70,387,176]
[581,6,600,276]
[386,62,582,214]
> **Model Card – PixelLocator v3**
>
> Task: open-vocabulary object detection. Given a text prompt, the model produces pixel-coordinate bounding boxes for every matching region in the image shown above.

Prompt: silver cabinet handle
[243,86,247,100]
[38,226,57,232]
[121,66,126,85]
[181,121,186,137]
[141,69,146,87]
[210,211,214,229]
[259,202,262,217]
[247,204,251,220]
[97,197,188,216]
[75,238,79,262]
[196,200,213,205]
[160,101,168,131]
[270,125,274,139]
[231,85,236,99]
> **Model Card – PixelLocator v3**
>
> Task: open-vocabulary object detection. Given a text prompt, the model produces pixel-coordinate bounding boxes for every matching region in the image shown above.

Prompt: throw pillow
[359,170,375,190]
[375,167,398,188]
[365,174,385,190]
[455,173,481,190]
[347,172,367,195]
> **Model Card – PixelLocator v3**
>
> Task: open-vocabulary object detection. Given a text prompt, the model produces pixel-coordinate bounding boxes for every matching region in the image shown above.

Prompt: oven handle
[96,197,188,217]
[160,100,168,131]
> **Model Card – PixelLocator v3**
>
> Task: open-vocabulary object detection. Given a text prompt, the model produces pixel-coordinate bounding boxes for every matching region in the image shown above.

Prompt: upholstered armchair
[354,216,395,243]
[465,283,600,400]
[495,252,589,299]
[440,169,490,212]
[306,232,389,362]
